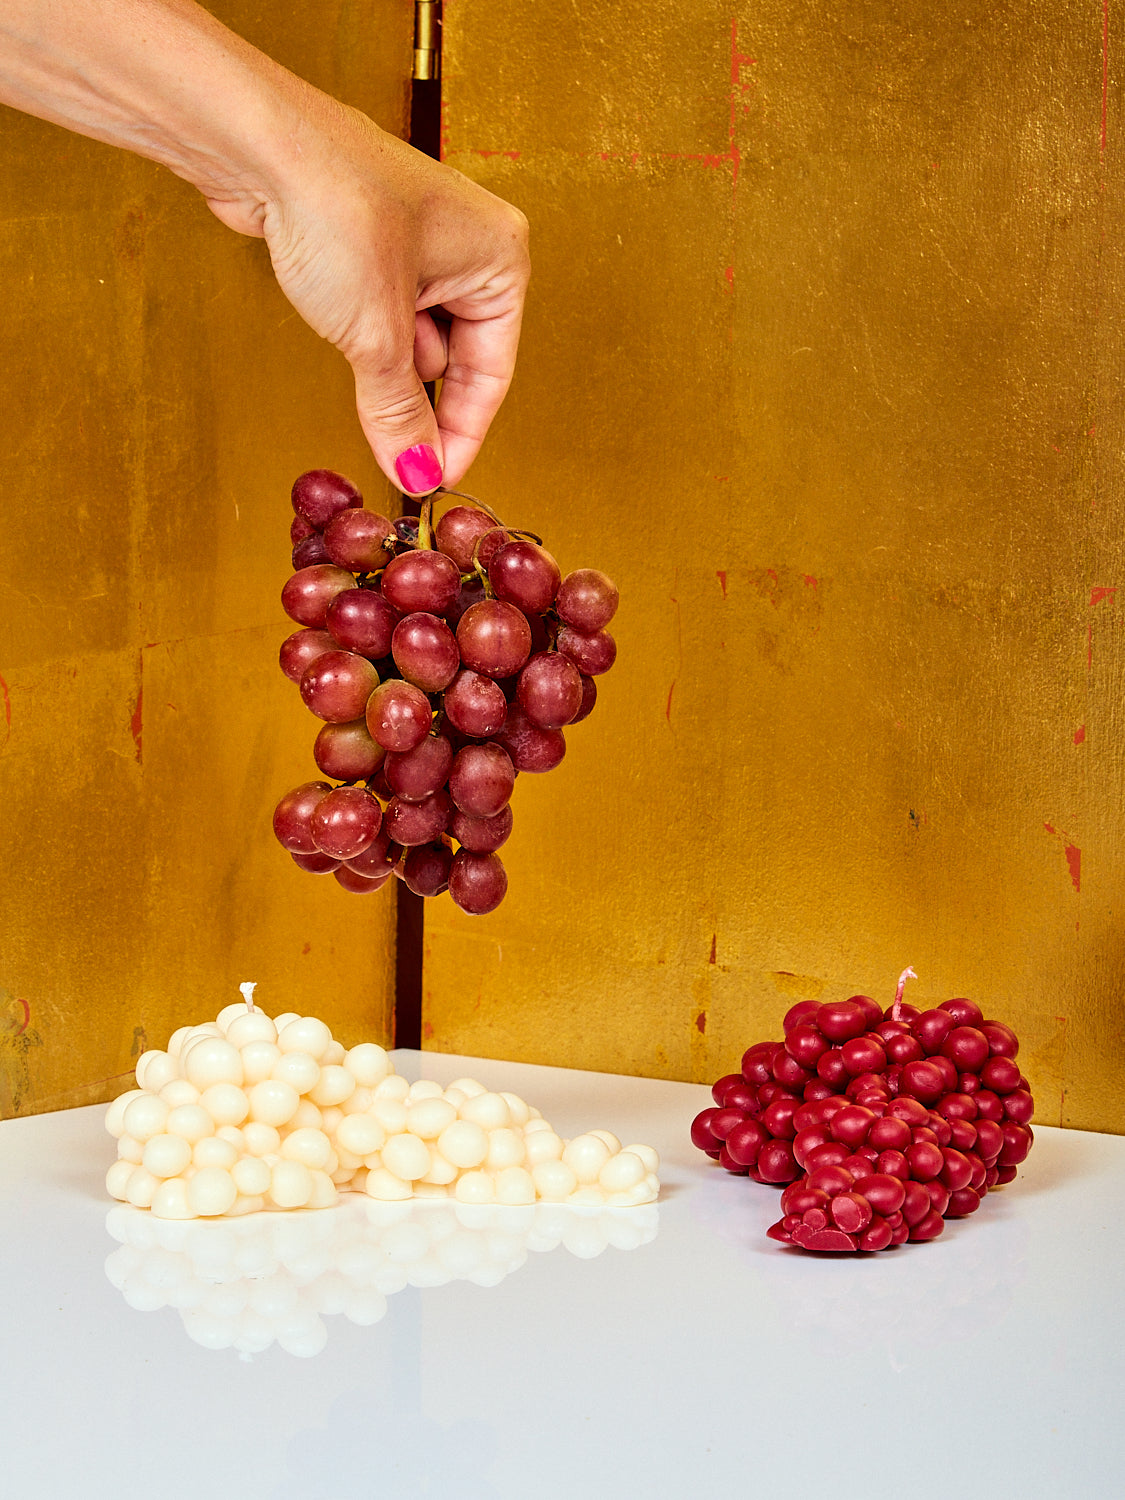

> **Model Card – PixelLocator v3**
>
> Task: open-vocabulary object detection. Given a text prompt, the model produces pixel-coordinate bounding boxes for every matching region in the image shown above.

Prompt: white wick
[239,981,257,1013]
[892,966,917,1021]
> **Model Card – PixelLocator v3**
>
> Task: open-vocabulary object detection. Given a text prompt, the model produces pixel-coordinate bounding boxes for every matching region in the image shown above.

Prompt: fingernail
[394,443,443,494]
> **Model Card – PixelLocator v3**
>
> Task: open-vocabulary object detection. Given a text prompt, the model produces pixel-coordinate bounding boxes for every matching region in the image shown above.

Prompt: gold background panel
[424,1,1125,1131]
[0,2,412,1116]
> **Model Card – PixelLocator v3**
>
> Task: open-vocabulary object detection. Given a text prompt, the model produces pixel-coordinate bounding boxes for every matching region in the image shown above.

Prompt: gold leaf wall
[425,1,1125,1131]
[0,3,409,1117]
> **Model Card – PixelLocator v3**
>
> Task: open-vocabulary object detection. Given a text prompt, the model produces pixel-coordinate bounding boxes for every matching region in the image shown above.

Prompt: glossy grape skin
[456,600,532,678]
[291,849,340,874]
[292,532,332,570]
[381,549,461,614]
[324,508,395,571]
[282,564,357,628]
[313,718,385,781]
[555,568,619,632]
[442,668,508,737]
[435,506,502,571]
[383,789,452,846]
[488,540,561,614]
[310,785,383,859]
[449,802,513,853]
[556,625,616,677]
[516,651,583,730]
[334,864,392,894]
[365,679,433,753]
[448,849,507,914]
[345,827,403,879]
[448,742,515,818]
[273,781,332,854]
[403,842,453,897]
[569,674,597,724]
[392,612,460,692]
[326,588,400,657]
[291,469,363,529]
[299,651,380,723]
[385,732,454,802]
[279,628,338,684]
[498,704,566,772]
[291,514,318,546]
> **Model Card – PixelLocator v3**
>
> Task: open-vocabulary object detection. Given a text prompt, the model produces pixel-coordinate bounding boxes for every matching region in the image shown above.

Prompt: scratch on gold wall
[424,1,1125,1132]
[0,3,411,1117]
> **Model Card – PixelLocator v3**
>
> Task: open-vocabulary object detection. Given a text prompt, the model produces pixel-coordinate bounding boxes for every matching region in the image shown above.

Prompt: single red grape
[313,718,385,781]
[443,668,508,737]
[435,506,506,571]
[556,624,616,676]
[456,600,533,678]
[488,539,561,614]
[334,864,392,894]
[448,849,507,914]
[291,849,340,873]
[383,789,452,846]
[403,842,453,897]
[365,679,433,753]
[345,827,403,879]
[392,612,460,692]
[291,469,363,529]
[291,514,318,546]
[279,628,338,684]
[324,508,395,571]
[325,588,400,657]
[449,803,513,853]
[497,704,565,772]
[516,651,583,730]
[448,742,515,818]
[273,781,332,854]
[292,533,332,569]
[569,674,598,724]
[381,549,461,614]
[555,568,619,632]
[282,564,357,629]
[385,732,454,802]
[310,785,382,859]
[300,650,380,723]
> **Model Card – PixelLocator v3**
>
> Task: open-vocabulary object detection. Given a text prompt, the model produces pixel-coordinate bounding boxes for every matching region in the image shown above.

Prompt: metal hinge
[413,0,441,81]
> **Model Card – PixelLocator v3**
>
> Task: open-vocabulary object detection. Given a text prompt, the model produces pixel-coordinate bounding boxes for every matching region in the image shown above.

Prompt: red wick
[892,966,917,1022]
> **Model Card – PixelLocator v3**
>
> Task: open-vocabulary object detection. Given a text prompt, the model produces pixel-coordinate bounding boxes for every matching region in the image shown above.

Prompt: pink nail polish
[394,443,443,494]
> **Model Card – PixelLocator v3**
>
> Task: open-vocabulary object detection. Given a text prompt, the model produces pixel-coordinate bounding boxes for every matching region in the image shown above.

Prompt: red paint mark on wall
[803,575,819,590]
[723,265,734,292]
[7,997,30,1035]
[1044,824,1082,894]
[695,1011,707,1034]
[0,673,10,746]
[1074,724,1086,745]
[716,570,728,598]
[665,682,676,722]
[708,933,717,964]
[1089,586,1116,606]
[475,149,520,160]
[130,683,143,763]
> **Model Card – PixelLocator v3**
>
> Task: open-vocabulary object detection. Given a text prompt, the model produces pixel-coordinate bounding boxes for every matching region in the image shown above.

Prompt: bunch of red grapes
[691,974,1034,1253]
[272,469,618,914]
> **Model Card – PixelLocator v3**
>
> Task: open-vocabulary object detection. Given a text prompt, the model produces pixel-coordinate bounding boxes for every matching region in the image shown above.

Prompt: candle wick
[239,981,257,1013]
[892,966,917,1022]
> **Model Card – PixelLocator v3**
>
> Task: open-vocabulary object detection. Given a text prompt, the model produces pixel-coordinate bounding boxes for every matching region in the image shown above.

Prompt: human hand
[205,99,530,496]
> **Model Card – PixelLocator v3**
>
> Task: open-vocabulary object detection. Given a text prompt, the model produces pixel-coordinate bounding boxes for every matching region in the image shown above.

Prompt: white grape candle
[106,992,660,1219]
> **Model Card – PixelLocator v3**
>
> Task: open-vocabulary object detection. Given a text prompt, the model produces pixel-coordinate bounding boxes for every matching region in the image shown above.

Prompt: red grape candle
[691,970,1034,1253]
[106,988,659,1219]
[276,471,619,914]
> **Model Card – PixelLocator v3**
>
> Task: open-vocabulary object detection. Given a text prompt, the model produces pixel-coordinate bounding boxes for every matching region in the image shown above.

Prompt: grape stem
[891,966,917,1022]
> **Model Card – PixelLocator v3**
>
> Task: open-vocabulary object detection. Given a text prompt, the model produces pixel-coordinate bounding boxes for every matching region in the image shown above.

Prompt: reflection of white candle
[105,1197,660,1357]
[106,994,660,1220]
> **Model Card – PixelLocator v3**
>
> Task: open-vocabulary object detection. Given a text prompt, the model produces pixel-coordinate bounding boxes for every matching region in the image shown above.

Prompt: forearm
[0,0,318,226]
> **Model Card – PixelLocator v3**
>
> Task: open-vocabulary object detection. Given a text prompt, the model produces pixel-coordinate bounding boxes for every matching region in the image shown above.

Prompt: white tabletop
[1,1050,1122,1500]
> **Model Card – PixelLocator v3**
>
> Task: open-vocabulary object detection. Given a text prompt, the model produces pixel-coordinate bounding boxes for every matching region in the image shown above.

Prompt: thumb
[352,358,445,497]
